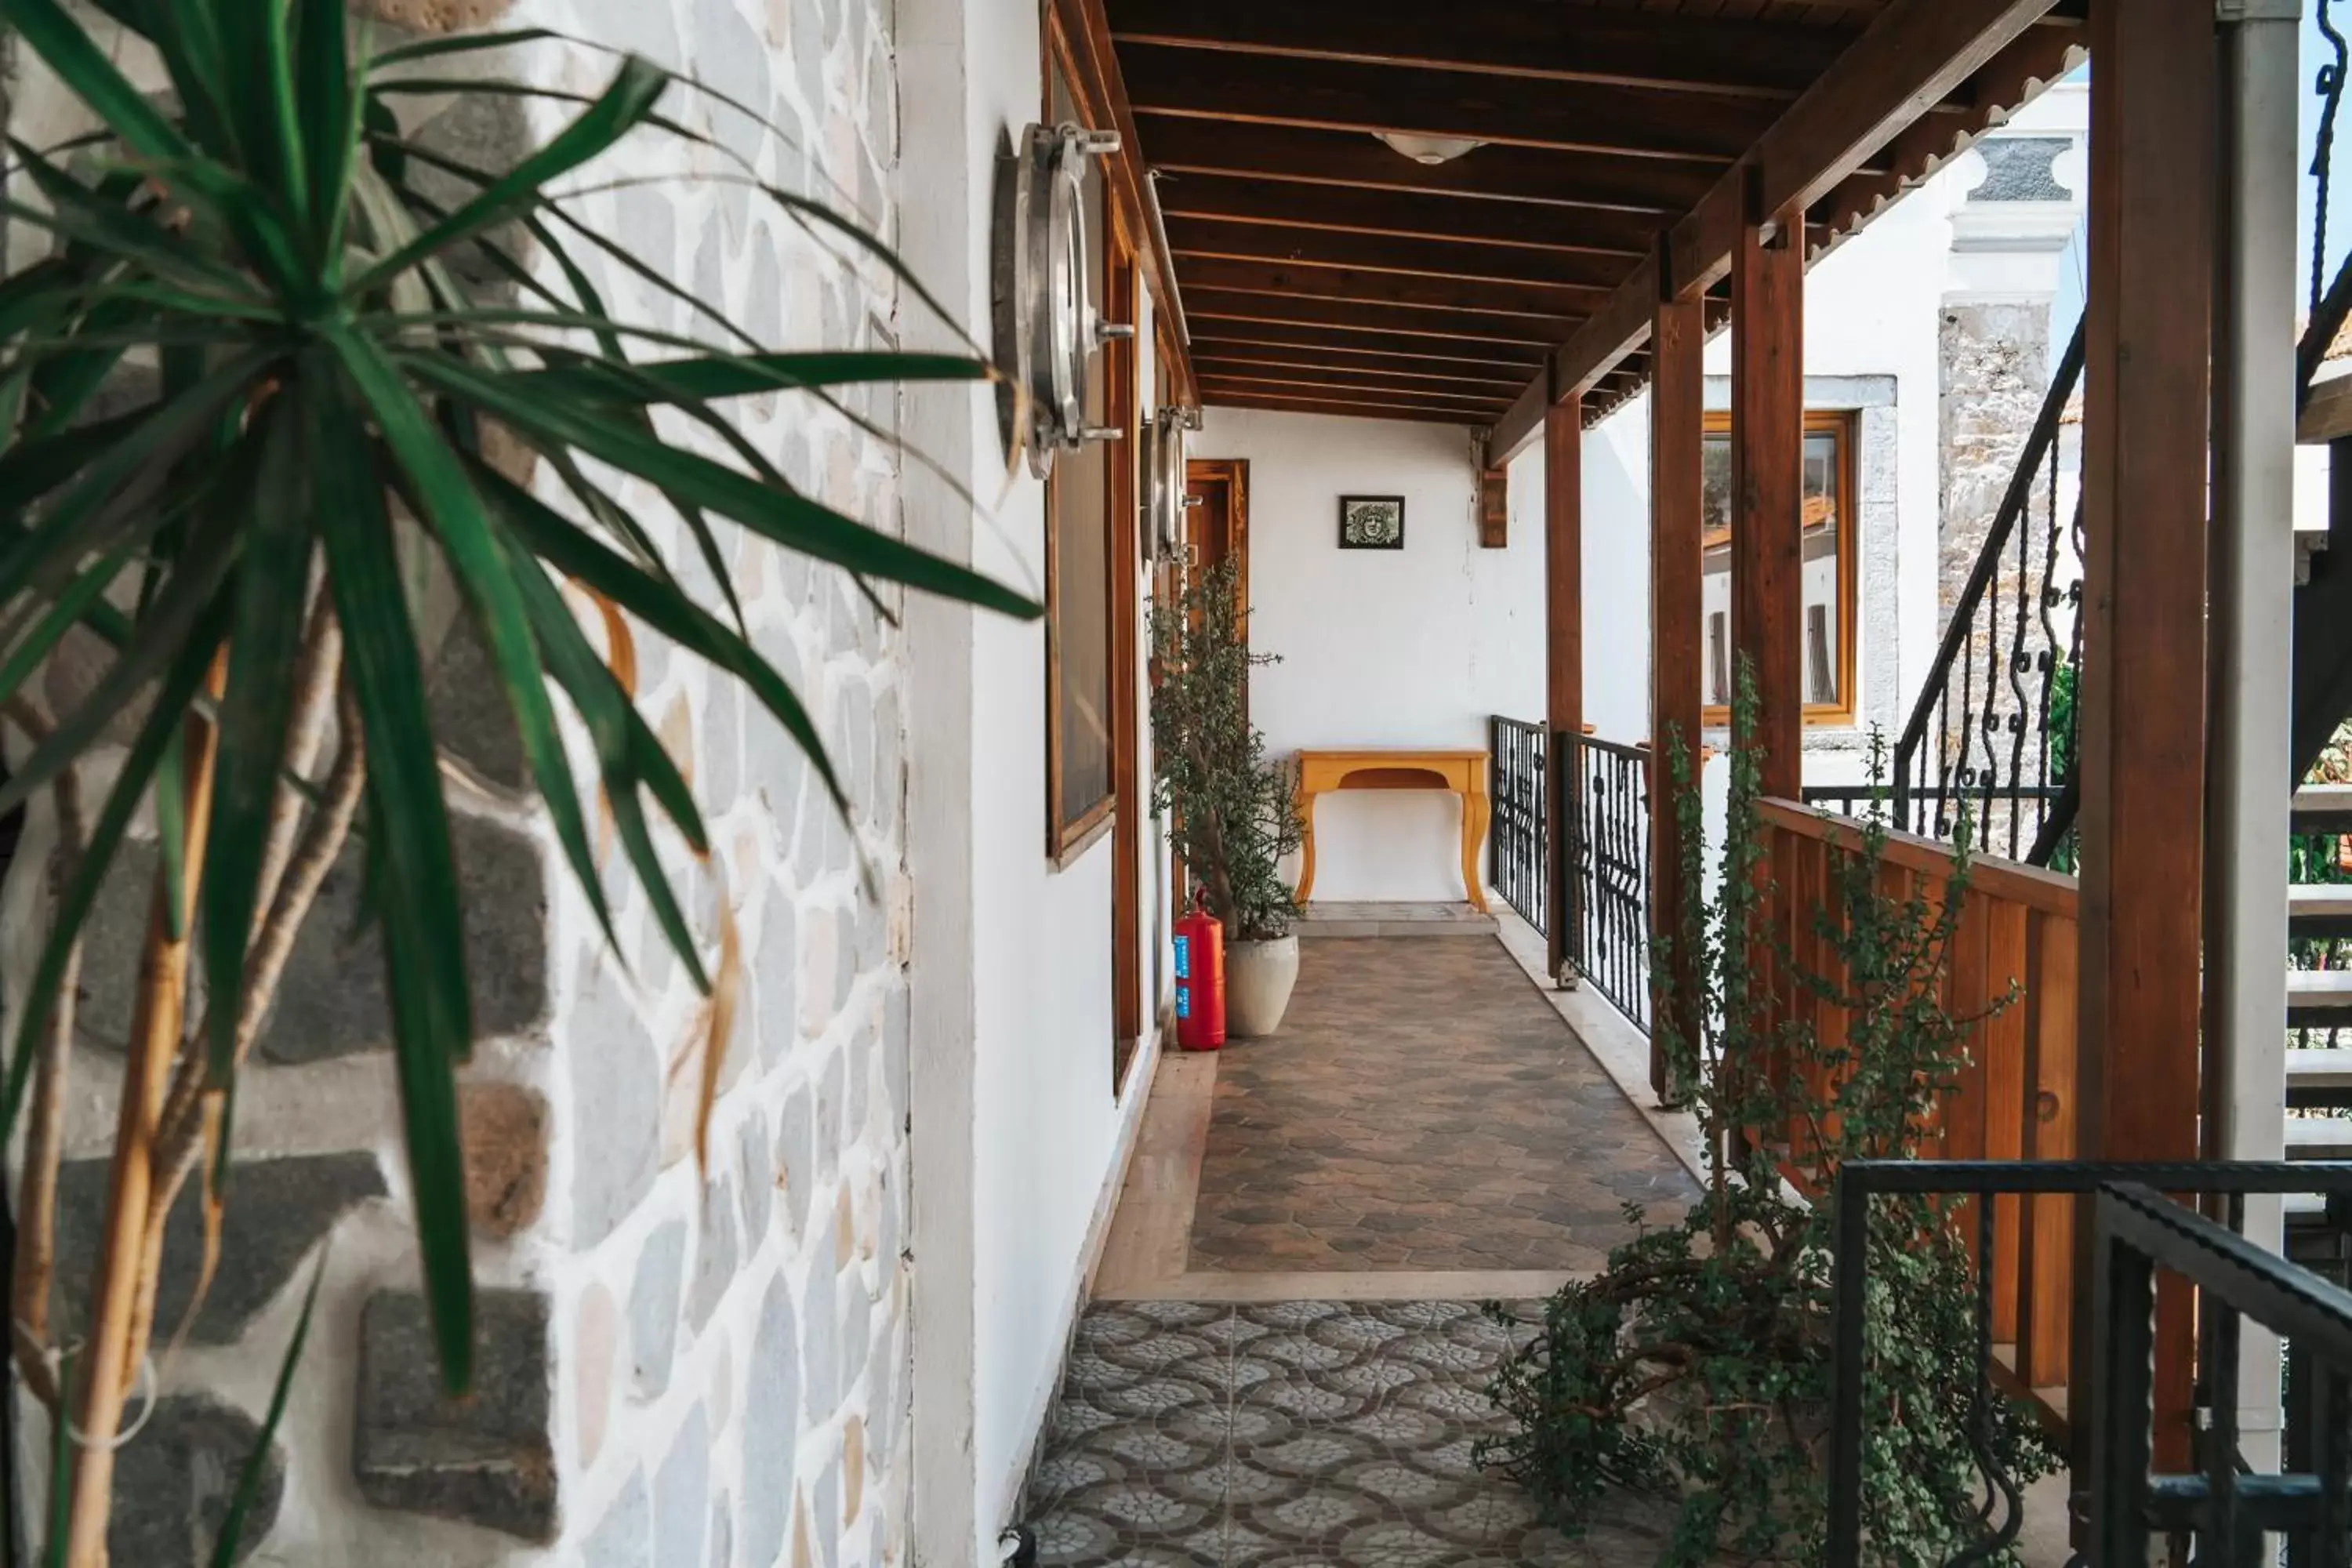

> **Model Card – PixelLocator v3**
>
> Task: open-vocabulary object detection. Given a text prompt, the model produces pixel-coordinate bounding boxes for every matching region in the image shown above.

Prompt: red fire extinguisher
[1174,898,1225,1051]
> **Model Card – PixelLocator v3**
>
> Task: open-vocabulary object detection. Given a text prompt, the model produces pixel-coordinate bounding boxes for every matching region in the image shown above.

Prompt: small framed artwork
[1338,495,1406,550]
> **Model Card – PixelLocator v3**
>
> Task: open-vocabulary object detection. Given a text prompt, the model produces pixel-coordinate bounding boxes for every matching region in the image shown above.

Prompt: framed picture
[1338,495,1406,550]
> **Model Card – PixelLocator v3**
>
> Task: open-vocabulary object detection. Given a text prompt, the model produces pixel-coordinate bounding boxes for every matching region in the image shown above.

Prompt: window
[1046,60,1116,857]
[1699,409,1857,727]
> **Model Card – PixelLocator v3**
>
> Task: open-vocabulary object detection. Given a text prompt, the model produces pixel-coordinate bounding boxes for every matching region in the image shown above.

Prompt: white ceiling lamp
[1373,131,1483,165]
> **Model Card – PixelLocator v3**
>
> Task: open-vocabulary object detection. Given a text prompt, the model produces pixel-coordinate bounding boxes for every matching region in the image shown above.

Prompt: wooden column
[2078,0,2215,1200]
[1730,204,1806,797]
[1650,293,1706,1100]
[2076,0,2215,1472]
[1544,397,1583,985]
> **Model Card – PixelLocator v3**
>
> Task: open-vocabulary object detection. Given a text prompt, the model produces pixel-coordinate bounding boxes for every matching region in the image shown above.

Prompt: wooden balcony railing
[1759,797,2088,1428]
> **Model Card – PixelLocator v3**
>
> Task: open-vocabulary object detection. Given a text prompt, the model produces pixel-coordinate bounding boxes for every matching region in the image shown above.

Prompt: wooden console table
[1292,748,1491,912]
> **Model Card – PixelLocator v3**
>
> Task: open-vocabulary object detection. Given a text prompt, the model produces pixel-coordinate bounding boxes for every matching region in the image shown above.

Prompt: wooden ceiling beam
[1195,352,1524,395]
[1200,389,1487,426]
[1136,116,1717,216]
[1813,22,2088,255]
[1195,343,1532,388]
[1178,255,1601,325]
[1189,322,1546,369]
[1152,172,1659,257]
[1164,217,1633,292]
[1105,0,1853,99]
[1119,43,1777,165]
[1486,0,2065,468]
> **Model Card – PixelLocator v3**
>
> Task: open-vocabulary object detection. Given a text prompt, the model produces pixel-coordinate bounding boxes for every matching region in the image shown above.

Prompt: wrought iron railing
[1826,1160,2352,1567]
[1802,781,2063,826]
[1888,321,2087,865]
[1488,715,1548,936]
[1562,733,1652,1035]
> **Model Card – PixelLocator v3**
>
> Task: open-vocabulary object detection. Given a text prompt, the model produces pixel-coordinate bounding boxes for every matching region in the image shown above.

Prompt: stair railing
[1889,319,2088,863]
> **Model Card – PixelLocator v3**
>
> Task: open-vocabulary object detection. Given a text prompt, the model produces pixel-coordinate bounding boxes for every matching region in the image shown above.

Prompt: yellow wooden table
[1291,748,1490,913]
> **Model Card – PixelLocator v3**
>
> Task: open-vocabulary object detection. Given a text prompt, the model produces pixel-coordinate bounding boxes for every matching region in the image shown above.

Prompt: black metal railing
[1489,715,1548,936]
[1889,320,2087,866]
[1562,732,1652,1035]
[1827,1160,2352,1567]
[1803,782,2064,826]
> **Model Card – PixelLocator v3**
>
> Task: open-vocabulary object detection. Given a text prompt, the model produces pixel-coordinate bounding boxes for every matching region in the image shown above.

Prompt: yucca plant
[0,0,1037,1558]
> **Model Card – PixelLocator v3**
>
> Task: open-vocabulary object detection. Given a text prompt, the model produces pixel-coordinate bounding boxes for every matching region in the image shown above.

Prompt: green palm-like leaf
[0,0,1040,1404]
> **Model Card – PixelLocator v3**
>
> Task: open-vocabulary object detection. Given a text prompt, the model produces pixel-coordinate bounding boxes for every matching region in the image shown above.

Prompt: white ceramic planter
[1225,935,1301,1037]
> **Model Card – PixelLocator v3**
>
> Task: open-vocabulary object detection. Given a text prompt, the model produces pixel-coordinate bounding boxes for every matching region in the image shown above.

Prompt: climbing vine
[1479,669,2056,1566]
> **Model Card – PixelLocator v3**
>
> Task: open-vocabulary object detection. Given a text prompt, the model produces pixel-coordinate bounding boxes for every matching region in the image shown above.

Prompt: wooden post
[1650,292,1706,1101]
[2077,0,2215,1475]
[1545,396,1583,985]
[1479,466,1510,549]
[1730,198,1806,798]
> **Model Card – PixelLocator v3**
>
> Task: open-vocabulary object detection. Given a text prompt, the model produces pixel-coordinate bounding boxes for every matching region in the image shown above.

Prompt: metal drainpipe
[2209,0,2302,1476]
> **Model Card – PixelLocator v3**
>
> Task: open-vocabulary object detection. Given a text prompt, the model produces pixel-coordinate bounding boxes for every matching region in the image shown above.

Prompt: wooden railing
[1759,798,2085,1428]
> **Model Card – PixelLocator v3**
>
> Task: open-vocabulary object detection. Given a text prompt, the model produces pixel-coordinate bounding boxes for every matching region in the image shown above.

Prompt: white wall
[898,1,1164,1559]
[1191,408,1543,903]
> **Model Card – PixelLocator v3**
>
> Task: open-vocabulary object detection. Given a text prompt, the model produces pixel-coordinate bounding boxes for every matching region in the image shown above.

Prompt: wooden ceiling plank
[1119,42,1777,165]
[1196,350,1526,391]
[1200,390,1489,426]
[1190,323,1547,368]
[1137,116,1719,216]
[1164,216,1634,292]
[1178,255,1602,324]
[1153,172,1659,256]
[1198,371,1511,411]
[1488,0,2063,466]
[1105,0,1853,97]
[1195,356,1523,396]
[1184,288,1574,347]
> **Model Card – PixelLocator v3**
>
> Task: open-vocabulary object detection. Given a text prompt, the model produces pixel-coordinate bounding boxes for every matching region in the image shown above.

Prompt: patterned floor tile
[1188,938,1700,1273]
[1030,1300,1674,1566]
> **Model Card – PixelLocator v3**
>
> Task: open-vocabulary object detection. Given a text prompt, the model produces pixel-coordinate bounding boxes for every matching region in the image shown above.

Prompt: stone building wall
[0,0,919,1563]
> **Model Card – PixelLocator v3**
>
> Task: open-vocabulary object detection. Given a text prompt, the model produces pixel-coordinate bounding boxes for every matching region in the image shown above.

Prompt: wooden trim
[1053,799,1119,869]
[1109,211,1145,1045]
[1757,799,2080,917]
[1045,37,1120,860]
[1700,409,1860,728]
[1047,0,1200,407]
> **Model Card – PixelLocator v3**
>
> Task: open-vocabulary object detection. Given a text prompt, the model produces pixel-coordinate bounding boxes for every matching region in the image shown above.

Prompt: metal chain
[2316,0,2347,318]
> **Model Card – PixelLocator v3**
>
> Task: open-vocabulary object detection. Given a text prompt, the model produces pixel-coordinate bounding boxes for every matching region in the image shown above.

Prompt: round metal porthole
[1142,405,1198,565]
[993,122,1131,477]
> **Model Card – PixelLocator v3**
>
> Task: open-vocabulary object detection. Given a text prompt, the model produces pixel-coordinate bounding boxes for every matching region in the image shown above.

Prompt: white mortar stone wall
[0,0,920,1562]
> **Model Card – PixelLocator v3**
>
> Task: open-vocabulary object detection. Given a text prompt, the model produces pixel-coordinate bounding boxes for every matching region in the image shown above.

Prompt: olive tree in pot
[1147,559,1304,1036]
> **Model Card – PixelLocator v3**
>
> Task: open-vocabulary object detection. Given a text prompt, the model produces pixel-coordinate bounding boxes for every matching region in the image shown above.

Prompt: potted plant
[1147,559,1304,1036]
[0,0,1036,1556]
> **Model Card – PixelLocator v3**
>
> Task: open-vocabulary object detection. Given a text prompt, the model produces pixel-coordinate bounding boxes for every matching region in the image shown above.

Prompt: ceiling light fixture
[1373,131,1483,166]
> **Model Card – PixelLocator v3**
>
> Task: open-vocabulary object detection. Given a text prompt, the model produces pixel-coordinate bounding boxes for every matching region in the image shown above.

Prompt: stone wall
[0,0,919,1562]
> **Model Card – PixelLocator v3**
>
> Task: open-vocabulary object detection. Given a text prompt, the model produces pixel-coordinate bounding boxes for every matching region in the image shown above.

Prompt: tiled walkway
[1026,1299,1671,1567]
[1188,938,1698,1274]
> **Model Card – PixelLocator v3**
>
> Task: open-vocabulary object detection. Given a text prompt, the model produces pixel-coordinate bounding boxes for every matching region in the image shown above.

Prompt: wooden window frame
[1044,31,1120,864]
[1700,408,1859,729]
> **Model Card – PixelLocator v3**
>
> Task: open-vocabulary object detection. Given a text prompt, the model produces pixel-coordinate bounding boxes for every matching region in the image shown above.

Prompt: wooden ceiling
[1104,0,2086,430]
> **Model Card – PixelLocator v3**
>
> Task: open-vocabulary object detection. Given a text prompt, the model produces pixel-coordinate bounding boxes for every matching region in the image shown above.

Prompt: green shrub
[1478,666,2056,1566]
